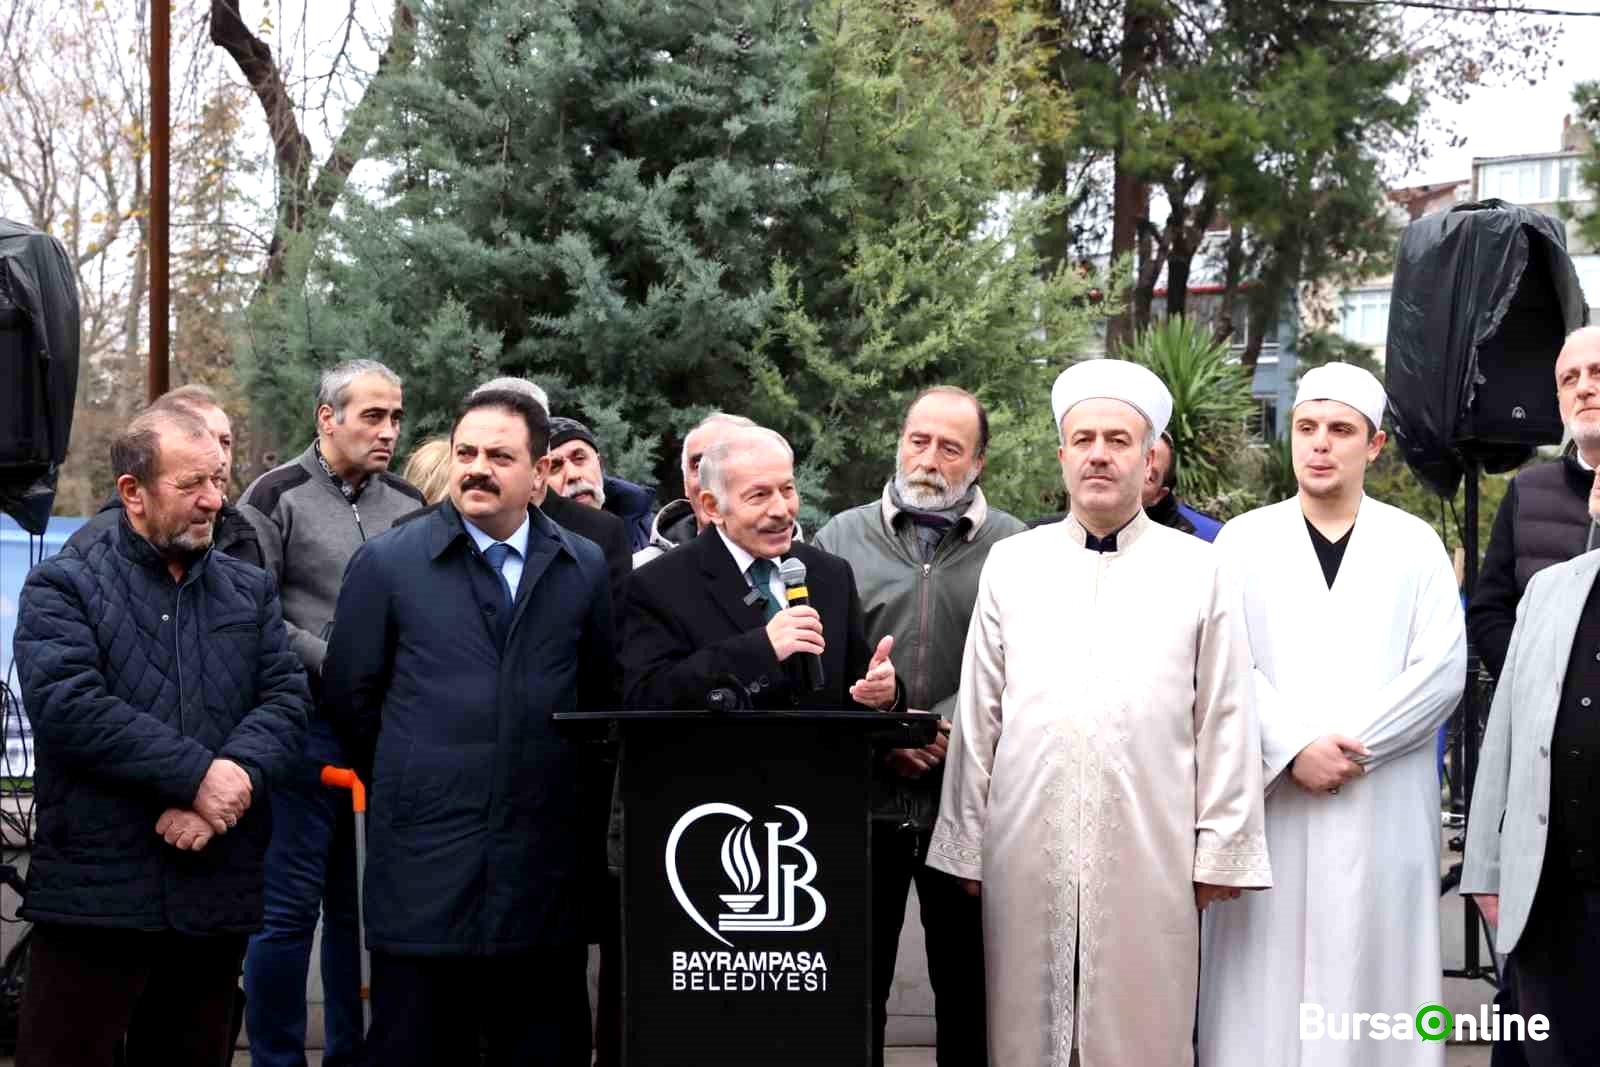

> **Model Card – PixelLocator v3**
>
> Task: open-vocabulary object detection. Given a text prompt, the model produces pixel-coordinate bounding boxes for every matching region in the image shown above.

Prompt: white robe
[1197,496,1466,1067]
[927,511,1271,1067]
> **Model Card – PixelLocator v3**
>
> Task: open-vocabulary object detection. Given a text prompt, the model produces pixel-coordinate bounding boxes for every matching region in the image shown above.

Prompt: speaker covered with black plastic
[0,219,79,534]
[1386,199,1588,497]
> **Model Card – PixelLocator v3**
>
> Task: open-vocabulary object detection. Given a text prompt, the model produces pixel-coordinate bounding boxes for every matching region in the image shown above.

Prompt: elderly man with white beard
[815,386,1025,1067]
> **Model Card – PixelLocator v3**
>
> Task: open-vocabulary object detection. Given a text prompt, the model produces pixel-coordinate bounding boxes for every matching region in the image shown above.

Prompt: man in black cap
[546,416,657,553]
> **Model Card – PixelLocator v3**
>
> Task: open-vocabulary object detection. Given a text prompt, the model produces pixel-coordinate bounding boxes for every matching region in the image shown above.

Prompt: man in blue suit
[323,388,616,1067]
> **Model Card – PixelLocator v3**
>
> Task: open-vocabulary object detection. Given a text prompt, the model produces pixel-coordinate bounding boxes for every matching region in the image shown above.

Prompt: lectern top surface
[553,708,937,723]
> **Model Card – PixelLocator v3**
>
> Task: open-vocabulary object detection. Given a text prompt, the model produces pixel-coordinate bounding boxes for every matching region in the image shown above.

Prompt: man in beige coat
[928,359,1271,1067]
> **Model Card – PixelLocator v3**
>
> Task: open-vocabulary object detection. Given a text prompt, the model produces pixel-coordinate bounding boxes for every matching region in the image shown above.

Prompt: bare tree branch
[211,0,414,289]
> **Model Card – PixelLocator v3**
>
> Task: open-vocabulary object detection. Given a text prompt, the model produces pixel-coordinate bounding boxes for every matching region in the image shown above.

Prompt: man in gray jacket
[1464,468,1600,1067]
[813,386,1024,1067]
[237,359,424,1067]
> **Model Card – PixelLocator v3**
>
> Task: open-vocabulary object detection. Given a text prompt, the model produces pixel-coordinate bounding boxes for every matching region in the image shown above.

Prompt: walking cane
[321,766,371,1033]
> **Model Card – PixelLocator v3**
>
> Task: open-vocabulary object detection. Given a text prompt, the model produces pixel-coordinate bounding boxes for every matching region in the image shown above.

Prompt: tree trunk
[1106,2,1157,352]
[1164,196,1190,319]
[211,0,416,297]
[122,167,149,417]
[1215,220,1245,345]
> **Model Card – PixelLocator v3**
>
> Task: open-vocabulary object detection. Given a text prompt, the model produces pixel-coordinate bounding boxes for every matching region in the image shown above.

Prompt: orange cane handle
[320,766,368,813]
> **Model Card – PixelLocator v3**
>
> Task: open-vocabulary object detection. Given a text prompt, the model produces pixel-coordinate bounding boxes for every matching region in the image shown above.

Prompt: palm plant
[1124,317,1257,502]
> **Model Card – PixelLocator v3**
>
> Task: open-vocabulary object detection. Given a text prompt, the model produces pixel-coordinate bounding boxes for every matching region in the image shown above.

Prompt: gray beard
[893,466,978,511]
[149,524,214,558]
[565,478,606,508]
[1571,424,1600,459]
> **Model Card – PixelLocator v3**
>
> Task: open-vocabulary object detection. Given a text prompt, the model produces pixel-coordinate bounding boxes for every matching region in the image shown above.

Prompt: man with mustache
[13,406,307,1067]
[62,384,264,567]
[622,424,901,714]
[1030,429,1221,542]
[634,411,813,568]
[813,386,1023,1067]
[323,388,615,1066]
[544,416,657,553]
[929,360,1270,1067]
[237,359,424,1067]
[1197,364,1466,1067]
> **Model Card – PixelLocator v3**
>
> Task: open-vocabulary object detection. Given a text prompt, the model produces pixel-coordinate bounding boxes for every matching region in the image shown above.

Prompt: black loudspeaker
[1459,245,1568,447]
[0,219,80,534]
[1387,199,1589,498]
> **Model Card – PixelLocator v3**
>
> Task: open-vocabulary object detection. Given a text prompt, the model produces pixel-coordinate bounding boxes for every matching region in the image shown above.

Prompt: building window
[1248,399,1279,444]
[1339,289,1390,346]
[1479,157,1592,204]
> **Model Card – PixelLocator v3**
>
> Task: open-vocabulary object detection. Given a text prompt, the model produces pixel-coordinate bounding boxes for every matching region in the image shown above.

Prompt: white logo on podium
[665,803,827,947]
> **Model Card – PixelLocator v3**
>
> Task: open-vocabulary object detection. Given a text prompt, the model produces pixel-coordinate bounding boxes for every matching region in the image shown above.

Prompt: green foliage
[1124,317,1255,502]
[1293,331,1383,382]
[243,0,1107,523]
[1573,80,1600,252]
[1041,2,1417,343]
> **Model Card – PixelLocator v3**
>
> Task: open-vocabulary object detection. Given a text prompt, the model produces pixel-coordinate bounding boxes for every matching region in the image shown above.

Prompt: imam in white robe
[928,510,1271,1067]
[1198,496,1466,1067]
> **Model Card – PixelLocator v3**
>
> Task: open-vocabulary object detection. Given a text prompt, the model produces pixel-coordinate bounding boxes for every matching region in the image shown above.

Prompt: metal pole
[148,0,170,403]
[1461,456,1484,978]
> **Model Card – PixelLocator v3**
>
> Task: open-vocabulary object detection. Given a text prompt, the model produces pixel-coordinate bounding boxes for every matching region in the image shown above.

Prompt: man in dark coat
[12,405,308,1067]
[623,424,899,713]
[466,378,633,613]
[322,388,616,1067]
[544,415,658,553]
[62,383,262,567]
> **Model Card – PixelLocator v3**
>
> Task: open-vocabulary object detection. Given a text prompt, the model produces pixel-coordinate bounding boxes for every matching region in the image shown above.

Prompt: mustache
[460,474,500,495]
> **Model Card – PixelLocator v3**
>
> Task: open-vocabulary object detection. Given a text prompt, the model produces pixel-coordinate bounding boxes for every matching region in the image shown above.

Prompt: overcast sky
[1399,2,1598,186]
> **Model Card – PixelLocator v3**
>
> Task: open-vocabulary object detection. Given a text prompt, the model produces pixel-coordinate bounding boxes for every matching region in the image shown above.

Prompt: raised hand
[849,635,897,709]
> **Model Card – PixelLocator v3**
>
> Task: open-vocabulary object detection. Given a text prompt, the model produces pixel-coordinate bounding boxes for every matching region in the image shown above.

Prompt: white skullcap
[1294,363,1386,430]
[1050,359,1173,438]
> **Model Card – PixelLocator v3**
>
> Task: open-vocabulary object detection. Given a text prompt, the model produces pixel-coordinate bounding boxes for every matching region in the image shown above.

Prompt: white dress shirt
[463,512,531,597]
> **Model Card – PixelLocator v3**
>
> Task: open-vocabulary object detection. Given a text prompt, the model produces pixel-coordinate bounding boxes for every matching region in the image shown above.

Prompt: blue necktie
[482,542,515,608]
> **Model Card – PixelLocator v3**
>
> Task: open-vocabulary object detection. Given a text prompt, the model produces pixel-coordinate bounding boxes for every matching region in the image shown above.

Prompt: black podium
[562,709,934,1067]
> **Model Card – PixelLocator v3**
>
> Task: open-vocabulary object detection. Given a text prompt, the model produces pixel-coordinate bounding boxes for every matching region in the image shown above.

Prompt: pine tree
[247,0,1106,521]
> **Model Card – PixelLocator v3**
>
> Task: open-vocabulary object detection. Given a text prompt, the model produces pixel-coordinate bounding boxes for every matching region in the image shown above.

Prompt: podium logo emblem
[665,803,827,947]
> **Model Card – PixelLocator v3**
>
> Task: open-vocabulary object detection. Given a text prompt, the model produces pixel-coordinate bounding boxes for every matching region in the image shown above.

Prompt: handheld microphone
[778,556,826,692]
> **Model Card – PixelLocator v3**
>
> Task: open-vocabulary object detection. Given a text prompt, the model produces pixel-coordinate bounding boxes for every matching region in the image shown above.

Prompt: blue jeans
[244,721,364,1067]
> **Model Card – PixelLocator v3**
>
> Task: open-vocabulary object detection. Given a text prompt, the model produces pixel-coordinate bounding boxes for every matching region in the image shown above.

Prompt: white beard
[894,466,978,511]
[565,477,606,508]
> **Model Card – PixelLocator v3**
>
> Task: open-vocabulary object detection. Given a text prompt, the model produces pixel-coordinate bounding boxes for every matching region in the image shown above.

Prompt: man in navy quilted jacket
[12,404,309,1067]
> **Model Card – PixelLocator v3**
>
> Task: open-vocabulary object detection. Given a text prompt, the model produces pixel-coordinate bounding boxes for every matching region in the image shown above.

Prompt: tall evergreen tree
[247,0,1105,520]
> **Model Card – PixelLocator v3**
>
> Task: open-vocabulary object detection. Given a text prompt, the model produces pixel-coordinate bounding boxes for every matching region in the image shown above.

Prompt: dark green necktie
[747,558,782,621]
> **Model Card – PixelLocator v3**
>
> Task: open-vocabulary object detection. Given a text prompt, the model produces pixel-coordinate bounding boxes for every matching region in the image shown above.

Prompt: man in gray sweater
[237,359,423,1067]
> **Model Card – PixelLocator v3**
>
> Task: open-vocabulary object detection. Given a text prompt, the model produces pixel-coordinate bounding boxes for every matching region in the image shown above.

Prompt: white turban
[1051,359,1173,438]
[1294,363,1386,431]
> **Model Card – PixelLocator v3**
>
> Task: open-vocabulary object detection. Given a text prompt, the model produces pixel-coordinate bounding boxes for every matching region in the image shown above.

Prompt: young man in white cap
[1196,363,1466,1067]
[928,359,1271,1067]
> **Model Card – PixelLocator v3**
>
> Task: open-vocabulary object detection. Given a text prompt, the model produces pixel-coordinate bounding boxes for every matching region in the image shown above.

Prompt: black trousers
[871,823,988,1067]
[366,945,590,1067]
[1510,873,1600,1067]
[594,876,622,1067]
[17,922,246,1067]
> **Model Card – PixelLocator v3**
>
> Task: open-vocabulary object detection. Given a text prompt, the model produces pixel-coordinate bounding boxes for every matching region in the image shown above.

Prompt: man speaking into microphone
[623,425,900,713]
